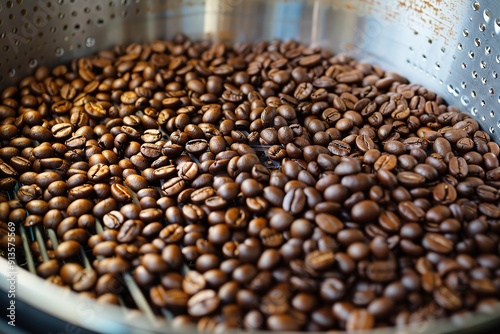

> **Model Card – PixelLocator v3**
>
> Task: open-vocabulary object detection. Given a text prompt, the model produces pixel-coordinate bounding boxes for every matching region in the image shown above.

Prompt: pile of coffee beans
[1,34,500,331]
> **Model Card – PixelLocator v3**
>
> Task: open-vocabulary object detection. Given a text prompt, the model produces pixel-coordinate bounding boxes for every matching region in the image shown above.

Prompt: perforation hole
[86,37,95,47]
[461,96,470,106]
[472,1,480,10]
[479,23,486,31]
[55,47,64,57]
[484,9,491,22]
[463,29,469,37]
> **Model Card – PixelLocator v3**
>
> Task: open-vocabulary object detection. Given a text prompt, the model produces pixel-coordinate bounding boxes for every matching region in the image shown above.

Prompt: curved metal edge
[0,257,172,334]
[2,257,500,334]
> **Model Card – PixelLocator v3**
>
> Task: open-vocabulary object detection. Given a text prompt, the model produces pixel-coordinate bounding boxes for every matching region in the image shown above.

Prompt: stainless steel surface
[1,0,500,333]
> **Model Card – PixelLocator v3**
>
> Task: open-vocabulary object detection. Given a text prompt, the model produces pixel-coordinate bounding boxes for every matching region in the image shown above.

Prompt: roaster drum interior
[1,0,500,333]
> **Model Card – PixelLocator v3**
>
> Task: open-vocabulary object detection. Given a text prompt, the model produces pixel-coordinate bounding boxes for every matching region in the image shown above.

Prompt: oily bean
[185,139,208,154]
[151,286,189,309]
[350,200,380,224]
[422,233,454,253]
[93,198,118,218]
[93,241,117,257]
[315,213,344,235]
[449,157,468,178]
[397,171,426,187]
[328,140,351,156]
[55,240,81,260]
[305,250,335,271]
[124,174,148,192]
[110,183,133,203]
[282,188,306,214]
[162,177,186,197]
[117,219,143,243]
[187,289,220,317]
[398,201,425,222]
[67,199,93,217]
[374,154,397,171]
[346,309,375,330]
[72,269,97,292]
[160,224,185,243]
[434,285,462,310]
[378,210,401,232]
[366,260,397,282]
[36,260,60,278]
[267,314,301,331]
[433,182,458,204]
[178,161,199,181]
[433,137,452,157]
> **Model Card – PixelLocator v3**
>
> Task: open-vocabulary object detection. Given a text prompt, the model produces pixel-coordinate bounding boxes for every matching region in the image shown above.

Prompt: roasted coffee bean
[117,219,143,243]
[328,140,351,156]
[282,188,306,214]
[449,157,468,178]
[110,183,133,203]
[187,289,220,317]
[422,233,454,253]
[346,309,375,330]
[315,213,344,235]
[55,240,81,259]
[162,177,186,196]
[305,250,335,271]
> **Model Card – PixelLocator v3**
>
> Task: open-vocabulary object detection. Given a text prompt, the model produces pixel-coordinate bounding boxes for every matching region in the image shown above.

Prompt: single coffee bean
[117,219,143,243]
[422,233,454,254]
[187,289,220,317]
